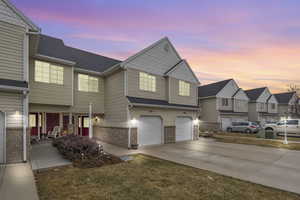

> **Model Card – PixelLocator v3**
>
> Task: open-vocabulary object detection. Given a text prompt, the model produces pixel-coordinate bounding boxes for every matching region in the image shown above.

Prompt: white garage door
[176,117,193,141]
[221,118,232,131]
[139,116,162,146]
[0,112,5,163]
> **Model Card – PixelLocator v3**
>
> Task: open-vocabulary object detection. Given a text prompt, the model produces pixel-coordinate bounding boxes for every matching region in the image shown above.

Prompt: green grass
[214,134,300,150]
[35,154,300,200]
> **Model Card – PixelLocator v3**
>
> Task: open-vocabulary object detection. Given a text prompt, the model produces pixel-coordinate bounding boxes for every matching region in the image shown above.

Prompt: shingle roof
[37,35,121,72]
[198,79,232,98]
[244,87,266,101]
[274,92,296,104]
[127,96,198,109]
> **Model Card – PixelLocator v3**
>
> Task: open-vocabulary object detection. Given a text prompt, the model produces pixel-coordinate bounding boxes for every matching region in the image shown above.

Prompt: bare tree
[287,84,300,95]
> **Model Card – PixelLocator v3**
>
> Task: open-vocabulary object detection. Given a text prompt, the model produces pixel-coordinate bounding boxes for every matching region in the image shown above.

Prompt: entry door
[139,116,162,146]
[78,116,89,136]
[176,117,192,141]
[0,112,5,163]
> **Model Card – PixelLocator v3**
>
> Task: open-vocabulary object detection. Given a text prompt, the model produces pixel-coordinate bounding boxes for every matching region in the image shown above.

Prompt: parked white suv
[264,119,300,136]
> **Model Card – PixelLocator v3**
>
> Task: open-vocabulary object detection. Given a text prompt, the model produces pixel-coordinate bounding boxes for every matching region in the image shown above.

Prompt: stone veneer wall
[93,126,129,148]
[164,126,175,144]
[6,128,30,163]
[193,125,199,140]
[199,122,221,132]
[130,128,138,146]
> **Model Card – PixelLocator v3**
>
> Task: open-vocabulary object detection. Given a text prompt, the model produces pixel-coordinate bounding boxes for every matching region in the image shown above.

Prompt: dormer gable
[216,79,239,98]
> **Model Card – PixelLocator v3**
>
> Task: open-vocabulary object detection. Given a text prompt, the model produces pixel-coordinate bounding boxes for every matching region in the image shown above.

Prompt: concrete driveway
[102,138,300,194]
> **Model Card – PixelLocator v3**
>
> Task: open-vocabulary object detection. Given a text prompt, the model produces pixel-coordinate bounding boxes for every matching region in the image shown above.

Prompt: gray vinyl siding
[0,0,26,28]
[217,97,233,111]
[127,68,166,100]
[103,70,128,127]
[199,98,218,122]
[71,72,104,113]
[168,77,197,106]
[0,91,23,127]
[0,21,25,81]
[29,104,70,113]
[28,59,73,106]
[248,103,258,122]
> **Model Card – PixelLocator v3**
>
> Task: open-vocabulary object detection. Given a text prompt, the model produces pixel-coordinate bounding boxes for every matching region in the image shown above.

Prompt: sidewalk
[0,163,39,200]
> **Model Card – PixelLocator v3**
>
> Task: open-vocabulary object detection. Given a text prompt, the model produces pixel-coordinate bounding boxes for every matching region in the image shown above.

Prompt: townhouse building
[274,91,300,120]
[198,79,249,131]
[0,0,200,163]
[245,87,279,125]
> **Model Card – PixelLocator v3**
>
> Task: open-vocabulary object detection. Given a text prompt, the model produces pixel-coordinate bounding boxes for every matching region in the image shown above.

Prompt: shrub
[53,135,122,168]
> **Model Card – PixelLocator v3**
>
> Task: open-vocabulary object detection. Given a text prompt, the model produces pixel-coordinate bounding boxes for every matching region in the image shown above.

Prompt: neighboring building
[198,79,249,131]
[245,87,278,125]
[274,91,300,120]
[0,0,40,163]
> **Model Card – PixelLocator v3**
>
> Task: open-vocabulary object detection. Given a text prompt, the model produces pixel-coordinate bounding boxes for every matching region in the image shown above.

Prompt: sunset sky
[12,0,300,92]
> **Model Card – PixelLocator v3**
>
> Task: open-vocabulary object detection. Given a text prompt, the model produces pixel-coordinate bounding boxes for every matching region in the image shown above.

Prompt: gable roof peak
[198,79,233,98]
[244,87,267,101]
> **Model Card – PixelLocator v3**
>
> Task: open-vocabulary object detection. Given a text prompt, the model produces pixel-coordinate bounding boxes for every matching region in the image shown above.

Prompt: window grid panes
[78,74,98,92]
[179,80,190,96]
[35,60,63,85]
[139,72,156,92]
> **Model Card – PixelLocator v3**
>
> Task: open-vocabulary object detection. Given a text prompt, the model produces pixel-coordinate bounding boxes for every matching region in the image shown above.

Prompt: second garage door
[221,118,232,131]
[176,117,193,141]
[139,116,162,146]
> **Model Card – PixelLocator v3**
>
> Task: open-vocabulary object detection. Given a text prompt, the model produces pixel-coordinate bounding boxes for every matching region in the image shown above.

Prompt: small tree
[287,84,300,95]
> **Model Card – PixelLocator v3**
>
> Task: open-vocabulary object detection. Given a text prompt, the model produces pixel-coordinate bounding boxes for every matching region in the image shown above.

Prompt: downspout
[23,91,29,162]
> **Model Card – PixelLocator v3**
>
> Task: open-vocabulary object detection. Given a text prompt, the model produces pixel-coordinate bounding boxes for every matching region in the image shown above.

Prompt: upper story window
[35,60,64,85]
[259,103,265,110]
[221,98,229,106]
[139,72,156,92]
[78,74,98,92]
[271,103,276,109]
[179,80,190,96]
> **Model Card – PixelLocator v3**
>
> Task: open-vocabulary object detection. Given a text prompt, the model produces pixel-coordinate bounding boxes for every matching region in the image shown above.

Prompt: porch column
[69,113,72,124]
[44,112,47,134]
[37,112,41,140]
[74,114,79,135]
[59,113,63,132]
[68,112,73,134]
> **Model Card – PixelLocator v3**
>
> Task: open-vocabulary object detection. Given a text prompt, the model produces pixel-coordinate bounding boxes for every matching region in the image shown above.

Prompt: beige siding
[0,21,25,81]
[0,0,26,28]
[29,59,73,106]
[0,91,23,127]
[29,104,70,113]
[103,70,128,127]
[71,72,104,113]
[233,99,248,112]
[199,98,218,122]
[130,106,197,127]
[168,77,197,106]
[217,97,233,111]
[267,103,278,114]
[127,68,166,100]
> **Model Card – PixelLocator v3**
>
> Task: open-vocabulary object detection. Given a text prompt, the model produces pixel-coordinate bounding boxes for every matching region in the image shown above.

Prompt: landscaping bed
[35,154,300,200]
[52,135,122,168]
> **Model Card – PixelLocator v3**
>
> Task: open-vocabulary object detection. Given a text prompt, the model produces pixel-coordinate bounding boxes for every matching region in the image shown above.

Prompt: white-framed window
[139,72,156,92]
[179,80,190,96]
[78,74,99,92]
[35,60,64,85]
[222,98,229,106]
[83,117,90,128]
[29,114,36,127]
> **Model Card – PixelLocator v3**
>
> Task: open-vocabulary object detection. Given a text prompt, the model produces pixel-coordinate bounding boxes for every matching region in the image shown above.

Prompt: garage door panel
[221,118,231,131]
[139,116,162,146]
[176,117,192,141]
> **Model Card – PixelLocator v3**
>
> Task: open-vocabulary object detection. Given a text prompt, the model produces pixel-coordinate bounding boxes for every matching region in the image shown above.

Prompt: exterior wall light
[131,118,137,125]
[193,119,199,125]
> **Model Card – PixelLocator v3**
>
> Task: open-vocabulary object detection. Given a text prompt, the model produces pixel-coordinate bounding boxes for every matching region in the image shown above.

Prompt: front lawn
[214,134,300,150]
[35,154,300,200]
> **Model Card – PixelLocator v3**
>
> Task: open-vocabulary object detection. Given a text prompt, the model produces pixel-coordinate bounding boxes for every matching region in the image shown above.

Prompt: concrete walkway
[0,163,39,200]
[102,138,300,194]
[31,142,71,171]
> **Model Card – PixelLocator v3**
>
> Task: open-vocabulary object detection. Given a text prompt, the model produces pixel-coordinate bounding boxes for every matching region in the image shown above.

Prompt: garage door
[221,118,232,131]
[139,116,162,146]
[0,112,5,163]
[176,117,193,141]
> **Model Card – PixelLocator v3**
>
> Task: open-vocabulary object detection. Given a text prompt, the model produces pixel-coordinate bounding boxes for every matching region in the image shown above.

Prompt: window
[83,117,90,128]
[287,120,299,125]
[29,114,36,127]
[78,74,99,92]
[179,80,190,96]
[139,72,156,92]
[222,98,229,106]
[35,60,63,84]
[260,103,265,110]
[271,103,276,109]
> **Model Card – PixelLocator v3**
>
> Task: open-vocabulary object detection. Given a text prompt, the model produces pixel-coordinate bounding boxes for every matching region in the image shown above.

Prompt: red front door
[78,116,89,136]
[46,113,59,133]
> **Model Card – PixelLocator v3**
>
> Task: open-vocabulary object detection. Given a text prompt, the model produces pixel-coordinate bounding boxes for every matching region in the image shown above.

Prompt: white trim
[131,103,198,110]
[34,54,76,66]
[22,91,28,162]
[166,60,200,84]
[127,106,131,148]
[24,30,29,82]
[71,67,74,106]
[124,69,128,96]
[74,67,102,76]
